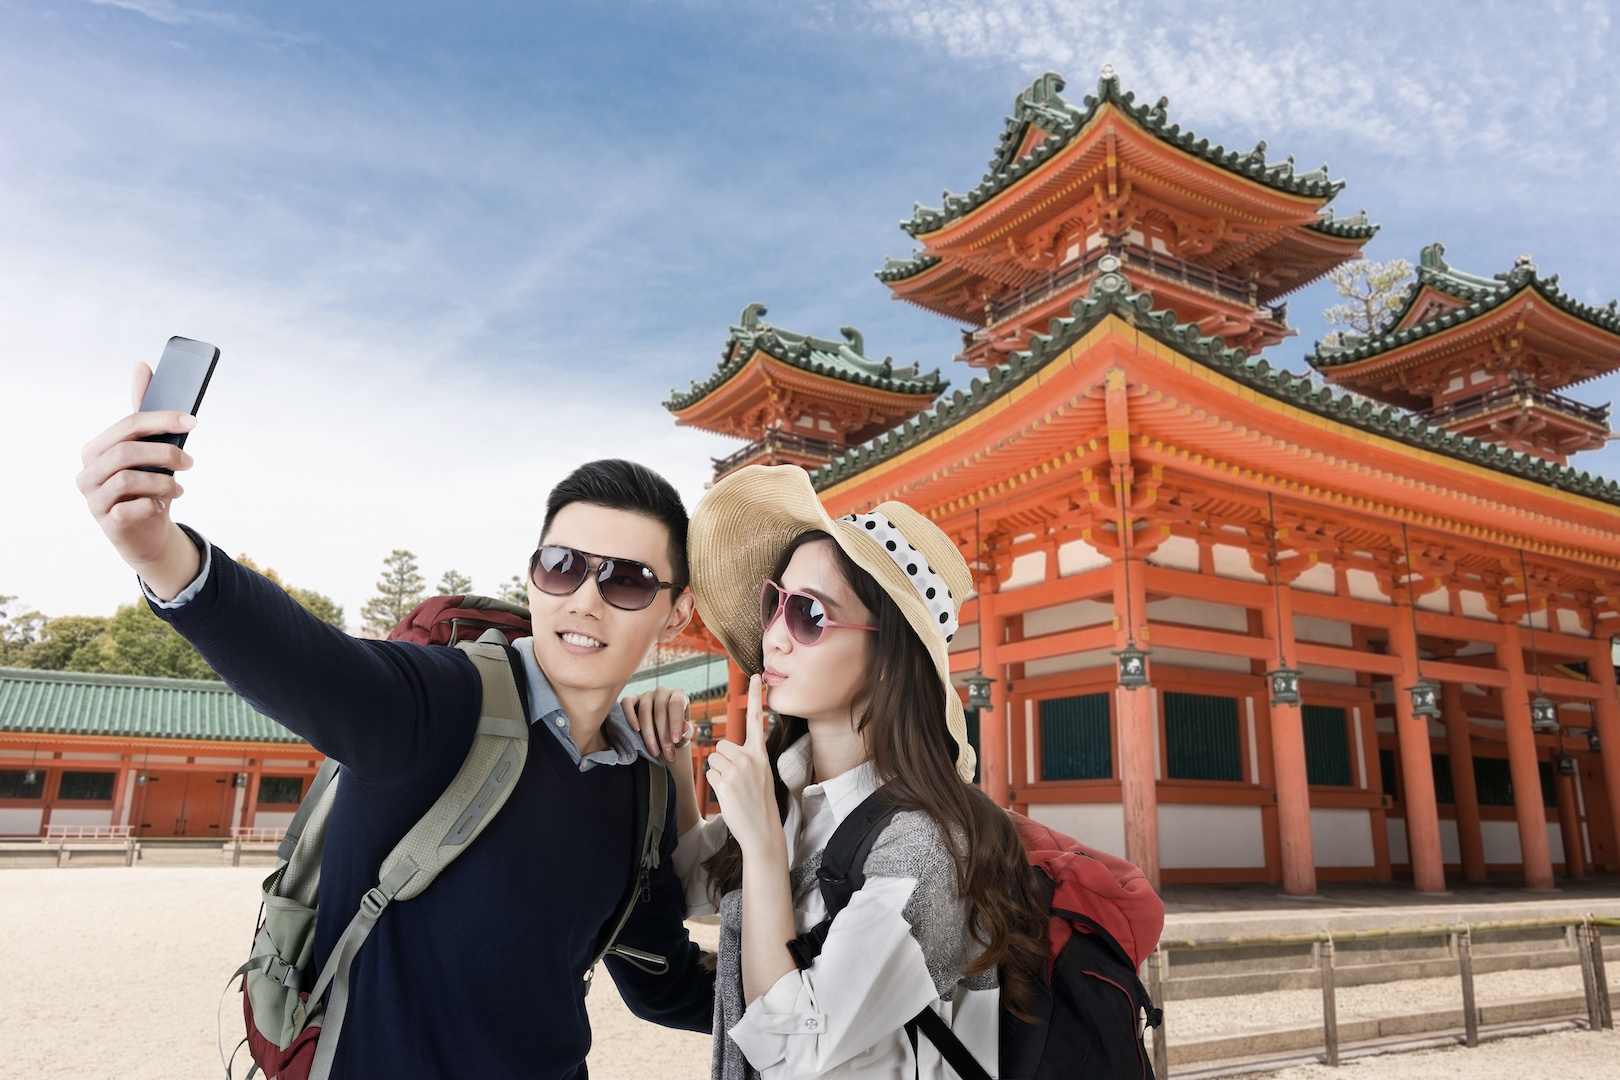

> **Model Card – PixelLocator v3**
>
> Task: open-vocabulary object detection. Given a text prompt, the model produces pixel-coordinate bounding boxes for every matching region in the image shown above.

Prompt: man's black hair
[541,459,690,589]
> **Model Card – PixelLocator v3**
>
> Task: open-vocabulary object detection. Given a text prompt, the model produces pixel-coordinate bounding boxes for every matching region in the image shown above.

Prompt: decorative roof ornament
[664,303,947,414]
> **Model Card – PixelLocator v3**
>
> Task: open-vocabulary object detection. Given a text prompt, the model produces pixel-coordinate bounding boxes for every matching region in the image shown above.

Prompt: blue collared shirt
[509,636,655,771]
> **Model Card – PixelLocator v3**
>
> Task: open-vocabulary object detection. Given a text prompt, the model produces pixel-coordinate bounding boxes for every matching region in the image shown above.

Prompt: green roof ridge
[665,303,947,413]
[896,68,1360,242]
[810,259,1620,508]
[1310,242,1620,369]
[0,665,305,743]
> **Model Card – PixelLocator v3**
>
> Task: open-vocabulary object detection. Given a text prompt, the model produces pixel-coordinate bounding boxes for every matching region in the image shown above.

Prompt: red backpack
[786,792,1165,1080]
[386,593,533,646]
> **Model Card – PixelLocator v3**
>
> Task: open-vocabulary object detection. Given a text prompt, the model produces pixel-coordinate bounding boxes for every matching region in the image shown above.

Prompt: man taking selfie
[76,364,714,1079]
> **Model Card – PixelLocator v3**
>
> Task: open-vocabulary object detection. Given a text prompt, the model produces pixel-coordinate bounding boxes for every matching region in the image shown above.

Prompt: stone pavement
[1160,875,1620,939]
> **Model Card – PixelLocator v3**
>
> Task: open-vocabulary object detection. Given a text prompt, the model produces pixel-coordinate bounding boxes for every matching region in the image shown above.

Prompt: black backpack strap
[590,755,671,978]
[785,786,903,970]
[904,1006,993,1080]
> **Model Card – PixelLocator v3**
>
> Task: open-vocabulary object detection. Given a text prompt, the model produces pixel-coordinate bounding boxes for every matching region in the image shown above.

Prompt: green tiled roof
[621,652,728,702]
[809,259,1620,508]
[665,304,946,413]
[1310,243,1620,369]
[897,69,1371,243]
[0,667,305,743]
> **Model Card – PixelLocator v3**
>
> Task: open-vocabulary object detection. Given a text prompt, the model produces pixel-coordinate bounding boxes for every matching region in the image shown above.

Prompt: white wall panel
[0,809,44,836]
[1159,804,1266,868]
[1311,808,1376,867]
[1029,803,1126,860]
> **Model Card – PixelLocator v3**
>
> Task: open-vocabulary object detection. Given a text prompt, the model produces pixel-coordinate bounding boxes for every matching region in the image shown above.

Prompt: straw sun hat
[688,463,977,782]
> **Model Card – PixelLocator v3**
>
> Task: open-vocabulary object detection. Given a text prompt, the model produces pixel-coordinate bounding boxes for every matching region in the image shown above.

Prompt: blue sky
[4,0,1618,623]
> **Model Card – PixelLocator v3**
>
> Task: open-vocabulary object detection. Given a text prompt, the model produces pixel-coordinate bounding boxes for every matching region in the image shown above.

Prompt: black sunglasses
[528,545,682,612]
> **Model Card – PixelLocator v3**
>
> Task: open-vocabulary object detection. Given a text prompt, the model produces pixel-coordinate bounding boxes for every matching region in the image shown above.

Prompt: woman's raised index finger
[745,674,764,745]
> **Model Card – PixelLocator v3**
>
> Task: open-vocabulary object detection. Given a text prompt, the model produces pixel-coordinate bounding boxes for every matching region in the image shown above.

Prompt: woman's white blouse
[674,736,999,1079]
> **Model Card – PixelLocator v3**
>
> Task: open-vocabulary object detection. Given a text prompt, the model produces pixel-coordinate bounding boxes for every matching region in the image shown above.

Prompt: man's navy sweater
[154,545,713,1079]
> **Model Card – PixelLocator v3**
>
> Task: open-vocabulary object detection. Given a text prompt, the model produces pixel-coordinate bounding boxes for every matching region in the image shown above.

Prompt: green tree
[93,602,218,680]
[361,549,426,636]
[436,569,474,596]
[1,595,48,668]
[1321,258,1415,348]
[499,574,529,607]
[24,615,109,671]
[237,555,347,630]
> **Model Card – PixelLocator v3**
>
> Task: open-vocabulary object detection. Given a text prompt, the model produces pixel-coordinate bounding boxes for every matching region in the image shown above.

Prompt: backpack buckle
[360,887,390,921]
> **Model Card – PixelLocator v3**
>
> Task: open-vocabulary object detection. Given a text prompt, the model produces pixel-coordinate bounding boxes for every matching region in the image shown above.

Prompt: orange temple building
[668,69,1620,894]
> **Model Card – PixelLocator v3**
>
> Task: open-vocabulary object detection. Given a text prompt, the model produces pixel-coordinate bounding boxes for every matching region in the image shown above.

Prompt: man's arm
[156,538,480,781]
[603,777,716,1032]
[77,368,479,782]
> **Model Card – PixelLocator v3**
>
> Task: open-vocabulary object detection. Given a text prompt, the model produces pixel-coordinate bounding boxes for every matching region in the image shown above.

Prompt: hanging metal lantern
[23,769,37,786]
[1116,643,1151,690]
[1529,694,1560,734]
[695,719,713,745]
[1267,667,1302,707]
[136,772,148,786]
[1406,680,1441,719]
[1587,727,1602,754]
[965,672,995,711]
[1555,753,1577,776]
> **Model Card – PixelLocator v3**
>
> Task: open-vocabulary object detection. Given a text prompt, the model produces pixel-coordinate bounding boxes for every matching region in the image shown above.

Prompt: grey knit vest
[712,809,996,1080]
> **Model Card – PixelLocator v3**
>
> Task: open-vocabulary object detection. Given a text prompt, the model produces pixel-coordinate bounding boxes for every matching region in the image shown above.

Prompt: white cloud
[847,1,1615,172]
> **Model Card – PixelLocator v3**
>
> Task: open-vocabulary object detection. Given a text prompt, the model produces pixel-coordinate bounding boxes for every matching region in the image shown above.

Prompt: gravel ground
[1234,1027,1620,1080]
[1165,963,1612,1041]
[2,867,1615,1079]
[0,867,718,1080]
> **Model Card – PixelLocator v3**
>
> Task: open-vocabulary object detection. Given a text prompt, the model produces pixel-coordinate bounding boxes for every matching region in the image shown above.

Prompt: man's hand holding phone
[76,352,211,601]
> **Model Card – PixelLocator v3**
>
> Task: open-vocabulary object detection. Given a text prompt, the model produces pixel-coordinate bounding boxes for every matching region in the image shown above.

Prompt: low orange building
[667,69,1620,894]
[0,668,321,838]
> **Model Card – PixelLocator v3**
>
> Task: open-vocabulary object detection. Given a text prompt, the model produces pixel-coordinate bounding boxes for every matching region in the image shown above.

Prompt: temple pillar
[1589,648,1620,871]
[1113,555,1160,889]
[1555,764,1586,878]
[1389,611,1447,892]
[1442,682,1487,881]
[1496,624,1556,890]
[726,659,747,742]
[243,767,262,830]
[978,584,1011,808]
[1262,588,1315,895]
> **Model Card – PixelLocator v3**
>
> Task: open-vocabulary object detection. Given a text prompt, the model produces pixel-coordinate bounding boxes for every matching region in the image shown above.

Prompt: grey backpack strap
[276,757,339,863]
[588,757,670,983]
[306,629,530,1080]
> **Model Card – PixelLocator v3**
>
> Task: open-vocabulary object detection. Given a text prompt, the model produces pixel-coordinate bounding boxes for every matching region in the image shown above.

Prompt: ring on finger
[672,719,695,750]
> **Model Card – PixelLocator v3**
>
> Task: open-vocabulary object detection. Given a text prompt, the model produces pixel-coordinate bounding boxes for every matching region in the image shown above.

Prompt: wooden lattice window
[257,776,305,805]
[1039,694,1111,781]
[1302,706,1352,787]
[1163,692,1243,782]
[57,771,116,802]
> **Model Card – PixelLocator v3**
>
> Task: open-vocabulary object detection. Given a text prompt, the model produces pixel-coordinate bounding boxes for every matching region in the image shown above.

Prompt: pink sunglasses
[759,580,877,646]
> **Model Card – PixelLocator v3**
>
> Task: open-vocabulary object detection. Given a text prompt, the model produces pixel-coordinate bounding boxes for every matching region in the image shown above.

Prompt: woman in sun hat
[625,463,1047,1079]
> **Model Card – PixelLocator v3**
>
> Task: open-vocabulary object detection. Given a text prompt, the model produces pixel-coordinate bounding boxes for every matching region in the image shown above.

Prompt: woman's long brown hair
[702,530,1048,1015]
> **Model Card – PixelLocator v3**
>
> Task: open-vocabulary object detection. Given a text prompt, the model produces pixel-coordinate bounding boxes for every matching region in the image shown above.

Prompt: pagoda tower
[666,303,946,481]
[878,68,1376,365]
[1309,243,1620,464]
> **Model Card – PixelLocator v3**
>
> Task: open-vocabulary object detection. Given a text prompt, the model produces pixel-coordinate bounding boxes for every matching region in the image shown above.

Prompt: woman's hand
[704,675,782,858]
[620,685,691,761]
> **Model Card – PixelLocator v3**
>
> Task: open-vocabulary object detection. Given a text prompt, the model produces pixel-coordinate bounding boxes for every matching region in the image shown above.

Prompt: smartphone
[136,336,220,474]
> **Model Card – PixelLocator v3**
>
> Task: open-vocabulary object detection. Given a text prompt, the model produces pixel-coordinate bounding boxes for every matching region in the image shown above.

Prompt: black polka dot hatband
[687,463,978,783]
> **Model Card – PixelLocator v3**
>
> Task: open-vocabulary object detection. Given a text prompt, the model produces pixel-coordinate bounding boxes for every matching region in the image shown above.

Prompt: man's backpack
[225,597,669,1080]
[786,789,1165,1080]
